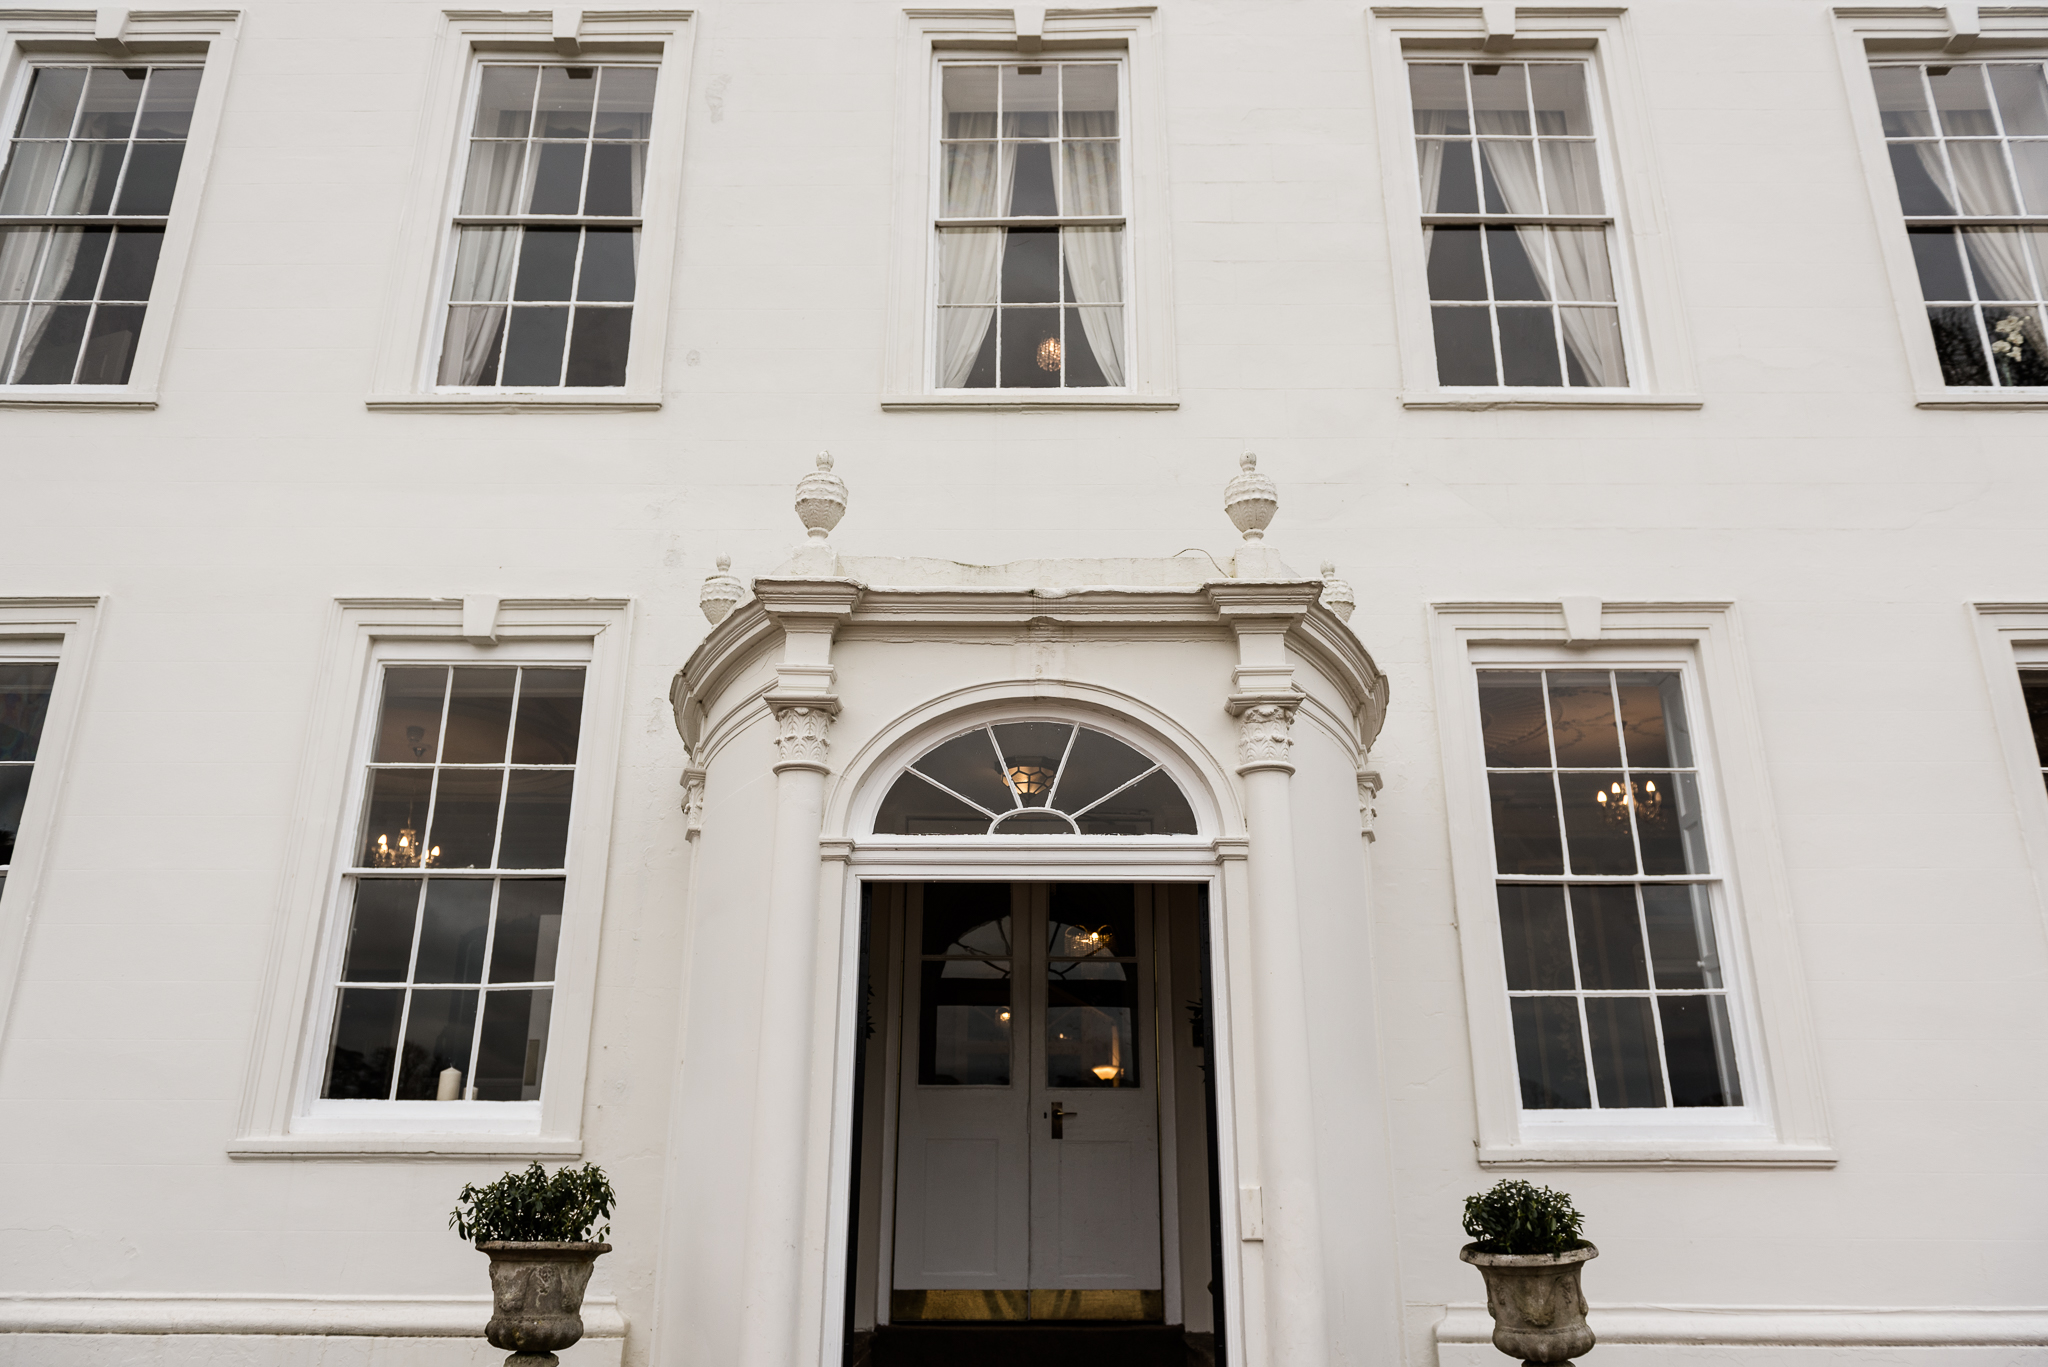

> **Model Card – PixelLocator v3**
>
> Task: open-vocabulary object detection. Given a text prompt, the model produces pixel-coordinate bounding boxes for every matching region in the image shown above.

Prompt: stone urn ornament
[700,553,745,624]
[452,1161,618,1366]
[1458,1180,1597,1366]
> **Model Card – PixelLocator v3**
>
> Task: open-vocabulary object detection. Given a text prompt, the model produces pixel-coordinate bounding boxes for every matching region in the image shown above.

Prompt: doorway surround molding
[658,456,1396,1367]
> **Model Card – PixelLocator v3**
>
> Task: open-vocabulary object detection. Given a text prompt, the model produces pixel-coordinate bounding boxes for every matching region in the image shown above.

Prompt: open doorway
[843,882,1225,1367]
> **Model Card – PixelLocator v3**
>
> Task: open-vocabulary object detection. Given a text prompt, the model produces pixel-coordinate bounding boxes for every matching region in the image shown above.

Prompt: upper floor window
[1872,61,2048,389]
[0,65,199,385]
[435,63,656,390]
[1480,669,1743,1112]
[933,61,1128,390]
[322,664,585,1103]
[1409,60,1627,389]
[0,663,57,900]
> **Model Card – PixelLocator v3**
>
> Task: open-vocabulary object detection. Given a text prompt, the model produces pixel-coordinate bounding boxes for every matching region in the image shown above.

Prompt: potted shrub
[1458,1180,1597,1365]
[451,1161,617,1366]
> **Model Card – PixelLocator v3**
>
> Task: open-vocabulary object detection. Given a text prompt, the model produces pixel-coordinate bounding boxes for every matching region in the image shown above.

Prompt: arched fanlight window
[873,721,1199,836]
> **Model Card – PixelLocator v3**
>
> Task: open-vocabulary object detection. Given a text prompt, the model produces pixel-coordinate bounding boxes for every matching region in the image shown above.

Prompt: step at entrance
[869,1324,1202,1367]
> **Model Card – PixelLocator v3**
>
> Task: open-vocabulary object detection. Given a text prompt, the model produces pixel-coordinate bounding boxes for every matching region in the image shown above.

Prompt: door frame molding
[823,860,1247,1366]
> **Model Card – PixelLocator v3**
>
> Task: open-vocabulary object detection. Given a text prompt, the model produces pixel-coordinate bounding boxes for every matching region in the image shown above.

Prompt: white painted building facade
[0,2,2046,1365]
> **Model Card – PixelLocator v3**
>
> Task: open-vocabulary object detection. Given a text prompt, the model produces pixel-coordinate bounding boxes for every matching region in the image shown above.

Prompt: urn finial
[1224,452,1278,543]
[1320,561,1356,622]
[795,450,847,544]
[700,553,745,624]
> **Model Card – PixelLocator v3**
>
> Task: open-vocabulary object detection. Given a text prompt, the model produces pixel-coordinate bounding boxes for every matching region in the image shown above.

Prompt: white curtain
[1479,140,1626,386]
[936,111,1003,387]
[460,140,528,215]
[1060,114,1124,385]
[5,228,87,381]
[440,226,519,385]
[1411,113,1462,257]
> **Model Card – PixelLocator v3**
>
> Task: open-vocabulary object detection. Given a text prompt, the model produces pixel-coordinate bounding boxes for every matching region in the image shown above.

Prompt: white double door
[893,882,1163,1302]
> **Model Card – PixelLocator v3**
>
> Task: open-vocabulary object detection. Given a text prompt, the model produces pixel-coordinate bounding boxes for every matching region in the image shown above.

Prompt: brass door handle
[1050,1102,1079,1139]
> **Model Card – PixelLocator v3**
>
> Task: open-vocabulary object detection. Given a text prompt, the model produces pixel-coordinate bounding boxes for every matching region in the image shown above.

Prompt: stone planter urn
[480,1241,611,1365]
[1459,1242,1598,1365]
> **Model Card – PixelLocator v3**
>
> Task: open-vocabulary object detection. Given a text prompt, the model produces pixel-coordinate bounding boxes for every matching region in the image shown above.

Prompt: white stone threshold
[1436,1303,2048,1349]
[0,1293,625,1338]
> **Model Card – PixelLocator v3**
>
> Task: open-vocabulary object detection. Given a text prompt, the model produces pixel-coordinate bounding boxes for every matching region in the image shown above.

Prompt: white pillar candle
[436,1066,462,1102]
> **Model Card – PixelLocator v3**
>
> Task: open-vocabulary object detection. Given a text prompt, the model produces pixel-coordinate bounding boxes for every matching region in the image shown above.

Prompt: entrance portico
[661,456,1398,1367]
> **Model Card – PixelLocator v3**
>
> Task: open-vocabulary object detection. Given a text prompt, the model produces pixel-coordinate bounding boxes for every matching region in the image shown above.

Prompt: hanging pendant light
[1036,336,1062,372]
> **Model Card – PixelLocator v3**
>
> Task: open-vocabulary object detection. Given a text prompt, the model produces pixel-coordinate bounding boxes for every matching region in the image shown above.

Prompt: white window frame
[880,6,1177,410]
[1834,4,2048,408]
[1429,601,1833,1166]
[1367,6,1700,410]
[0,10,238,411]
[0,596,100,1045]
[1970,602,2048,937]
[364,10,693,413]
[232,598,632,1158]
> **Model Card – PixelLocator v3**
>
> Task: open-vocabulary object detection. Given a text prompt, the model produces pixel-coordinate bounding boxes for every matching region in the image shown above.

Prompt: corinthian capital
[770,700,836,771]
[1234,701,1297,768]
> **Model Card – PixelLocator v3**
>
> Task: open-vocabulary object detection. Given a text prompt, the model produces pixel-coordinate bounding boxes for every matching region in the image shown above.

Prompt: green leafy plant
[1462,1179,1586,1255]
[450,1162,616,1244]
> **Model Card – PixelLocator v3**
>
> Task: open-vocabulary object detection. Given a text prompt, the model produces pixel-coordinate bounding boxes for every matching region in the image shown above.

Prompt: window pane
[510,668,585,764]
[441,666,516,763]
[1888,142,1953,214]
[76,67,144,139]
[1486,226,1546,300]
[1908,227,1969,301]
[502,306,569,385]
[10,303,86,382]
[0,664,57,761]
[999,308,1061,387]
[942,140,1001,217]
[875,772,990,834]
[35,227,109,300]
[910,730,1013,813]
[324,988,403,1098]
[991,722,1071,806]
[499,771,574,868]
[15,68,86,139]
[1871,66,1934,137]
[101,228,162,301]
[1488,772,1563,874]
[360,768,433,867]
[1470,63,1530,135]
[565,307,631,385]
[474,66,537,138]
[50,141,125,215]
[341,879,420,982]
[0,142,64,215]
[1561,771,1637,874]
[1560,307,1626,386]
[0,766,26,865]
[1478,139,1539,214]
[1426,226,1486,300]
[1062,306,1121,387]
[1928,305,1991,384]
[1001,64,1057,138]
[136,68,201,139]
[1498,884,1574,990]
[1079,767,1194,834]
[1043,727,1149,813]
[1000,226,1058,302]
[1060,227,1124,302]
[943,65,998,139]
[1509,997,1589,1108]
[1636,771,1708,874]
[1963,223,2034,295]
[1547,673,1622,767]
[1409,64,1471,135]
[474,988,553,1099]
[1659,995,1741,1106]
[114,141,182,214]
[374,667,447,763]
[1497,306,1561,386]
[1949,140,2018,214]
[593,66,657,139]
[1062,140,1120,216]
[1570,885,1647,989]
[1614,671,1690,767]
[460,141,527,215]
[2013,142,2048,215]
[919,960,1011,1085]
[1529,65,1591,136]
[1584,996,1664,1107]
[526,141,586,214]
[1930,64,1997,135]
[1479,672,1551,767]
[1540,140,1603,214]
[395,988,481,1099]
[1986,307,2048,385]
[413,879,492,983]
[427,769,506,868]
[1062,64,1119,137]
[923,883,1014,955]
[2022,673,2048,763]
[536,65,597,139]
[1642,883,1721,989]
[491,879,565,982]
[1423,139,1479,213]
[513,226,578,301]
[583,141,645,216]
[1007,140,1058,215]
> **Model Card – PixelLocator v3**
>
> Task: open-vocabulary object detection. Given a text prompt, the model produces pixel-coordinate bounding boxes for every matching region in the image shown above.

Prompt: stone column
[1233,698,1329,1367]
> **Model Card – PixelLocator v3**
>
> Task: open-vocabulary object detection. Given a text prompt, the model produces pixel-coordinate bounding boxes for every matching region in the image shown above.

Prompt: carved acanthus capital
[1234,700,1298,769]
[769,699,838,771]
[681,767,707,838]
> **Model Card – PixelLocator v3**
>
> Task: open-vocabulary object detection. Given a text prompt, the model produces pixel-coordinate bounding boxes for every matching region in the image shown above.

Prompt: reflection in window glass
[1046,884,1139,1088]
[917,884,1013,1085]
[1479,668,1740,1111]
[322,664,584,1102]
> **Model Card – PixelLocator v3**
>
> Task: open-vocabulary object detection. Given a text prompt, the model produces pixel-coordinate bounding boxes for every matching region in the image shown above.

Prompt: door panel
[918,1138,1003,1273]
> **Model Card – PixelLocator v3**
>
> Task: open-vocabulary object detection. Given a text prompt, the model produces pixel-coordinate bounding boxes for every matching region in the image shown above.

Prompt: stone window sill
[0,388,157,410]
[880,392,1179,412]
[1476,1142,1837,1169]
[366,392,662,413]
[1401,391,1703,411]
[1916,389,2048,409]
[229,1134,583,1160]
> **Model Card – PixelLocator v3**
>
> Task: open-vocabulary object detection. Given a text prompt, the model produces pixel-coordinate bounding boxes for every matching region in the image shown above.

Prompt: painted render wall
[0,0,2046,1363]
